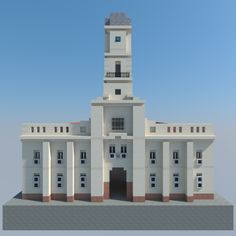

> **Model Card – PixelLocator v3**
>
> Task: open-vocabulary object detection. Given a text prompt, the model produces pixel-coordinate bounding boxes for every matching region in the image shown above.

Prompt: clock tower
[103,13,133,100]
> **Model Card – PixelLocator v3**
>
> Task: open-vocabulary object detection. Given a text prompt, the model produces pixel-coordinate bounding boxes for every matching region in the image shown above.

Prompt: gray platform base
[3,193,233,230]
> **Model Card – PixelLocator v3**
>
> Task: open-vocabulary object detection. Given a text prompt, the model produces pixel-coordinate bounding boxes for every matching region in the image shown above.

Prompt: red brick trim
[145,194,162,201]
[133,196,145,202]
[67,196,74,202]
[104,182,110,199]
[162,196,170,202]
[43,195,51,202]
[91,196,103,202]
[22,193,42,201]
[194,193,214,200]
[186,195,194,202]
[75,193,91,201]
[126,182,132,201]
[51,193,66,201]
[170,193,186,201]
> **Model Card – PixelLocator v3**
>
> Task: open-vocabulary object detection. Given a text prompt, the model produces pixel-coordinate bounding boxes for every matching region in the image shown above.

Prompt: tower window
[173,173,179,188]
[33,151,40,164]
[115,61,121,77]
[80,174,87,188]
[150,174,156,188]
[57,151,63,164]
[115,36,121,42]
[197,173,203,188]
[115,89,121,95]
[196,151,203,165]
[112,118,124,131]
[57,173,63,188]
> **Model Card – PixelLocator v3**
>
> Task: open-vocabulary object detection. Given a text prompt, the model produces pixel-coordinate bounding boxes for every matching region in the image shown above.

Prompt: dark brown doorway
[110,168,126,200]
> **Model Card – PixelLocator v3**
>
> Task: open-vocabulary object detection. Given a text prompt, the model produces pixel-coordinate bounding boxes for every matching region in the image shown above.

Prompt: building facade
[21,13,215,203]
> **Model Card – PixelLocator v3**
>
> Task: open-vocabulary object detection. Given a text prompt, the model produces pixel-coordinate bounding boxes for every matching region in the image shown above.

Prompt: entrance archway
[110,168,126,200]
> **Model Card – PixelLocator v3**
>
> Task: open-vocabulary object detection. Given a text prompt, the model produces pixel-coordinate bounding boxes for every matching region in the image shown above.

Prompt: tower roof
[105,12,131,26]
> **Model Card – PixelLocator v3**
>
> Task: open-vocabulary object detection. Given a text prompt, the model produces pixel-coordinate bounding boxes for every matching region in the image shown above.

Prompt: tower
[103,13,133,100]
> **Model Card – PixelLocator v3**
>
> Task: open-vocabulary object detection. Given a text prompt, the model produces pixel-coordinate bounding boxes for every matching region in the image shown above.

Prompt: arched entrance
[110,168,127,200]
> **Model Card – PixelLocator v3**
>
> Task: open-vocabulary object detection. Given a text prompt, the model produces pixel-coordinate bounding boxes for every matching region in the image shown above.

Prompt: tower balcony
[106,72,130,78]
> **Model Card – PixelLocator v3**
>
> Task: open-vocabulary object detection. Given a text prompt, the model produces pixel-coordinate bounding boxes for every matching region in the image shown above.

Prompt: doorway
[110,168,126,200]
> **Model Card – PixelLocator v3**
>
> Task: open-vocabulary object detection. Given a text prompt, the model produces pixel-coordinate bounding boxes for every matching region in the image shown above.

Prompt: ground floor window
[33,174,40,188]
[80,174,86,188]
[150,151,156,164]
[150,173,156,188]
[57,173,63,188]
[197,173,203,188]
[173,173,179,188]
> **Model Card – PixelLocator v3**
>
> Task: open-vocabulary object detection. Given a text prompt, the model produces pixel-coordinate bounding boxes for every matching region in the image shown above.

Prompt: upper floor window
[190,127,194,133]
[60,127,63,133]
[57,151,63,164]
[115,89,121,95]
[43,127,46,133]
[33,151,40,164]
[112,118,124,131]
[150,174,156,188]
[80,151,87,164]
[202,127,206,133]
[31,127,34,133]
[196,127,200,133]
[196,151,202,165]
[150,127,156,133]
[173,151,179,164]
[66,126,69,133]
[150,151,156,164]
[109,145,115,159]
[33,174,40,188]
[179,127,182,133]
[121,145,127,158]
[115,36,121,42]
[37,127,40,133]
[54,127,58,133]
[173,127,176,133]
[167,127,171,133]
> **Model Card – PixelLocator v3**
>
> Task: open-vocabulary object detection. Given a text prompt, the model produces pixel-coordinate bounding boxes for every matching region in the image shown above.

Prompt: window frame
[33,150,40,164]
[115,36,121,42]
[115,89,121,95]
[112,118,124,131]
[57,173,63,188]
[150,173,156,188]
[57,151,64,164]
[80,151,87,164]
[173,151,179,164]
[80,173,86,188]
[33,173,40,188]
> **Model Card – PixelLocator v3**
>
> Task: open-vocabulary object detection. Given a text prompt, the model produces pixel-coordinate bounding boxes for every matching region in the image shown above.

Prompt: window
[196,151,202,165]
[167,127,171,133]
[37,127,40,133]
[173,127,176,133]
[179,127,182,133]
[33,151,40,164]
[54,127,58,133]
[202,127,206,133]
[190,127,194,133]
[115,61,121,77]
[60,127,63,133]
[115,89,121,95]
[112,118,124,131]
[197,173,203,188]
[115,36,121,42]
[31,127,34,133]
[80,151,86,164]
[66,126,69,133]
[150,126,156,133]
[196,127,200,133]
[109,145,115,158]
[173,173,179,188]
[57,174,63,188]
[80,174,86,188]
[150,174,156,188]
[150,151,156,164]
[121,145,127,158]
[43,127,46,133]
[57,151,63,164]
[80,126,86,133]
[33,174,40,188]
[173,151,179,164]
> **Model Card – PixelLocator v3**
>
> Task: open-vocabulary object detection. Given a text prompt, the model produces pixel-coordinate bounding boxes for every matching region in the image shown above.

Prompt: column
[66,141,75,202]
[91,105,104,202]
[132,105,145,202]
[42,141,51,202]
[186,141,194,202]
[162,141,170,202]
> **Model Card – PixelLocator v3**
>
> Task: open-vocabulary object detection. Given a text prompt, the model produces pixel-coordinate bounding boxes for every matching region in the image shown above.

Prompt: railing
[106,72,130,78]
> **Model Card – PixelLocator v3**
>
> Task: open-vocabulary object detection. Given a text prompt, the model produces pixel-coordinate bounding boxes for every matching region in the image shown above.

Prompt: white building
[21,13,215,203]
